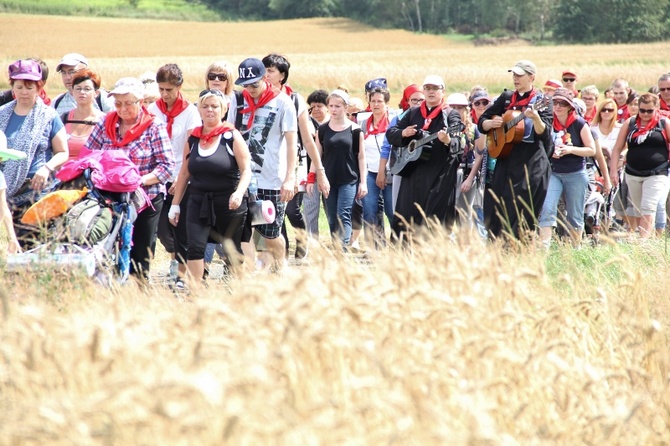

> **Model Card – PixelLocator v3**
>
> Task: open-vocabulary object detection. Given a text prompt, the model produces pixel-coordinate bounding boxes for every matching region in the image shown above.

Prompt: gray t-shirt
[229,91,297,190]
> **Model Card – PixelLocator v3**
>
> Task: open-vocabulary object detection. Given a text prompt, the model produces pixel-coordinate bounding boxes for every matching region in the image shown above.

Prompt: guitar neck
[415,123,464,146]
[504,112,527,132]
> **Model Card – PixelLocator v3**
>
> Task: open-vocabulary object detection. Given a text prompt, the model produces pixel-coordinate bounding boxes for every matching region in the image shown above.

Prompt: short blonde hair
[205,61,233,96]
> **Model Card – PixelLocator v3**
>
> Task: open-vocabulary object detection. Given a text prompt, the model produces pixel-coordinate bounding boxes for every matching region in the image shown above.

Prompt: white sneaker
[169,259,178,279]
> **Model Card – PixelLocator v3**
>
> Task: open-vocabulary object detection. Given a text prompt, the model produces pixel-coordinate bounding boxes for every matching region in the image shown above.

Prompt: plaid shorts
[254,188,286,239]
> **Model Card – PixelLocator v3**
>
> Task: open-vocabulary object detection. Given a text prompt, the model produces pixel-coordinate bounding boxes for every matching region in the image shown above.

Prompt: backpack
[65,198,113,245]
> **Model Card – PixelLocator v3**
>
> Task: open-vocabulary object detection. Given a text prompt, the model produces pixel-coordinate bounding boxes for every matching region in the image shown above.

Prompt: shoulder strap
[291,92,305,161]
[352,126,361,156]
[234,90,245,131]
[61,112,69,125]
[185,135,199,160]
[54,94,63,110]
[96,93,104,110]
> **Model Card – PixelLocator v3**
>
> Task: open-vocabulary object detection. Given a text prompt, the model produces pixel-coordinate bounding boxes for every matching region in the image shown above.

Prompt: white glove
[168,204,180,220]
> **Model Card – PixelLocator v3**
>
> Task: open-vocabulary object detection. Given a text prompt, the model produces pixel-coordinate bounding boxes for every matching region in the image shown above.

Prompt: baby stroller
[6,151,143,285]
[584,176,608,236]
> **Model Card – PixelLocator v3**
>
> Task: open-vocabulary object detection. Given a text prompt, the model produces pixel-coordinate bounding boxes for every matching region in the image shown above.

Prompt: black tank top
[187,133,240,194]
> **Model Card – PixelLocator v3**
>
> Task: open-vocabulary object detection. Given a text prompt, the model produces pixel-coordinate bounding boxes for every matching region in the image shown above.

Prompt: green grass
[0,0,219,21]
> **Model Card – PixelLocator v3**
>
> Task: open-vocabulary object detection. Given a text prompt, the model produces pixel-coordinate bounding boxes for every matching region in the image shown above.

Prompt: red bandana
[661,97,670,112]
[507,89,537,111]
[365,112,389,137]
[584,107,597,124]
[470,108,479,125]
[39,89,51,106]
[191,124,235,145]
[104,107,155,148]
[631,109,661,139]
[156,92,189,138]
[420,100,445,130]
[617,104,630,123]
[241,81,280,130]
[283,85,293,96]
[553,110,577,144]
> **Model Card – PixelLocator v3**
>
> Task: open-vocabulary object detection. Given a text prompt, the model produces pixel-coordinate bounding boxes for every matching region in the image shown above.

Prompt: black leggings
[131,194,163,279]
[156,182,189,263]
[186,191,248,263]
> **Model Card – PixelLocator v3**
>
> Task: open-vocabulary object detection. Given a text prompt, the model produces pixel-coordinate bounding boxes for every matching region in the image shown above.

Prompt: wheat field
[1,12,670,445]
[1,13,670,99]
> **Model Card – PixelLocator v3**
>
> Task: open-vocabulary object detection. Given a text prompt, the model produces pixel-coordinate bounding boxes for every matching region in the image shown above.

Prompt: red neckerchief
[156,92,189,138]
[507,89,536,111]
[584,107,597,124]
[420,99,445,130]
[191,124,235,145]
[553,110,577,144]
[39,89,51,106]
[660,97,670,112]
[470,108,479,125]
[617,104,630,123]
[631,110,661,139]
[104,107,155,148]
[365,112,389,137]
[283,85,293,96]
[241,81,280,129]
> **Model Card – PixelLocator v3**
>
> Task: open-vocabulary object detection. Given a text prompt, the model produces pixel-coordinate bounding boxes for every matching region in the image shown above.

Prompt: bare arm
[592,138,611,193]
[356,129,367,200]
[281,130,297,203]
[230,130,252,210]
[609,120,630,187]
[31,127,69,191]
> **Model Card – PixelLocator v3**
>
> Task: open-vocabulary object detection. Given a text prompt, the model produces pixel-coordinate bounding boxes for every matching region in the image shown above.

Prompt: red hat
[544,79,562,90]
[562,70,577,78]
[399,84,422,111]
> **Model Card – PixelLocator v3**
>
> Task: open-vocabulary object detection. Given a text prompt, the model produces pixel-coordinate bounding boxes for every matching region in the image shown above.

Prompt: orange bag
[21,188,88,226]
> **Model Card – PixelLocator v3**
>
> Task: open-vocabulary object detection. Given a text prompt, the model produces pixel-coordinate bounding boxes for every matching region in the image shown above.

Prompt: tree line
[189,0,670,43]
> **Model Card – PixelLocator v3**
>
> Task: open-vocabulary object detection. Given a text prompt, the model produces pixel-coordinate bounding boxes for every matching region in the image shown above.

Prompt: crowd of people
[1,52,670,290]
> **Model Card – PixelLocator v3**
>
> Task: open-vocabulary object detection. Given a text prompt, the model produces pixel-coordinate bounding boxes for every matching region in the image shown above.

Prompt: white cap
[108,77,145,100]
[56,53,88,72]
[422,75,445,89]
[447,93,469,106]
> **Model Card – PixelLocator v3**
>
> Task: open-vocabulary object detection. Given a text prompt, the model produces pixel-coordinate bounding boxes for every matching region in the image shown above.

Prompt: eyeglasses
[423,85,442,91]
[659,87,670,92]
[601,108,614,113]
[207,73,228,82]
[59,68,82,77]
[562,78,576,82]
[552,101,569,108]
[114,100,140,109]
[74,87,95,93]
[638,108,655,114]
[244,81,262,89]
[473,100,489,106]
[409,98,425,105]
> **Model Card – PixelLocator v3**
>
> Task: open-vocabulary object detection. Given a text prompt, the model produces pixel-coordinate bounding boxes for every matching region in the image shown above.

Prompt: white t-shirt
[0,170,6,191]
[148,102,201,181]
[229,91,297,190]
[592,123,621,153]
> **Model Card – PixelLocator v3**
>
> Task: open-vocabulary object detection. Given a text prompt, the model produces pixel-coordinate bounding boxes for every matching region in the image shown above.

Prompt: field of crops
[1,13,670,100]
[1,12,670,445]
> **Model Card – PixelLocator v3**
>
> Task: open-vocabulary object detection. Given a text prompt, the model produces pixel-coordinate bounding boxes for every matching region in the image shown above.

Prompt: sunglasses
[199,88,225,98]
[552,100,570,107]
[473,100,489,106]
[562,78,576,82]
[659,87,670,92]
[207,73,228,82]
[601,108,614,113]
[638,108,655,114]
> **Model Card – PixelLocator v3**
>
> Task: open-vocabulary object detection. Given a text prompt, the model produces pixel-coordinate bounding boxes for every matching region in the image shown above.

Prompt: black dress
[386,105,463,238]
[477,89,553,239]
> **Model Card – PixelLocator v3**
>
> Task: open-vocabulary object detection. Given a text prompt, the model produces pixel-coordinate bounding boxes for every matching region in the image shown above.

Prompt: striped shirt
[84,111,175,199]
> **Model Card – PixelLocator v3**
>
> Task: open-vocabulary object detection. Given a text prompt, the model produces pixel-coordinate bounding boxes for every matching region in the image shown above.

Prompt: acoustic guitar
[487,97,549,159]
[390,122,464,177]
